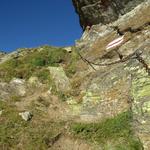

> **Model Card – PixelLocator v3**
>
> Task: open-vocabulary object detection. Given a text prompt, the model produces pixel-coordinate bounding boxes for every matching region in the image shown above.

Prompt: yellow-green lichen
[131,74,150,100]
[82,91,102,105]
[67,91,102,115]
[131,68,150,116]
[70,104,82,115]
[142,101,150,114]
[66,98,82,115]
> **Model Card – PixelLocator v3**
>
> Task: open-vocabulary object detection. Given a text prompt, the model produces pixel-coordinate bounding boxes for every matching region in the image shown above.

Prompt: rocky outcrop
[76,0,150,61]
[71,0,150,149]
[0,78,27,101]
[48,66,71,93]
[72,0,144,29]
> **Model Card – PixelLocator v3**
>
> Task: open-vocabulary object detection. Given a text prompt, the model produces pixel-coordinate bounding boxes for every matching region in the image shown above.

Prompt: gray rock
[48,66,71,92]
[75,1,150,62]
[0,82,11,101]
[10,78,26,96]
[63,47,72,53]
[0,78,27,101]
[70,1,150,148]
[19,111,32,121]
[72,0,144,29]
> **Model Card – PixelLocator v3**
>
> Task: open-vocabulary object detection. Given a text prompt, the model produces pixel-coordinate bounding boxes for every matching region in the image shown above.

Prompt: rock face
[0,78,26,101]
[48,66,71,92]
[71,0,150,149]
[72,0,144,29]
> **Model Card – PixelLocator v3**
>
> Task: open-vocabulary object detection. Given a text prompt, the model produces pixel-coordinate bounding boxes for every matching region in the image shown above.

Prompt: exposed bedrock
[72,0,145,30]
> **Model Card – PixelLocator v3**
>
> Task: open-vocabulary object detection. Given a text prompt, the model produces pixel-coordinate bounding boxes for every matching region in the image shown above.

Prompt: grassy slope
[0,99,143,149]
[0,46,79,82]
[0,101,65,150]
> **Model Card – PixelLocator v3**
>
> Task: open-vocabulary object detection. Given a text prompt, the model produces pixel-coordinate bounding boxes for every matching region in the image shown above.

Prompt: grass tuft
[71,111,143,149]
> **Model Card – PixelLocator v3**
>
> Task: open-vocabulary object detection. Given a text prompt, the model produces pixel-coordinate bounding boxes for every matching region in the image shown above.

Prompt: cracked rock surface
[72,0,144,29]
[71,1,150,149]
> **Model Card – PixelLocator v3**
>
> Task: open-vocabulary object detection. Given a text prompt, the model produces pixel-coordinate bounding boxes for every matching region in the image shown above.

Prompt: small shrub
[31,57,46,66]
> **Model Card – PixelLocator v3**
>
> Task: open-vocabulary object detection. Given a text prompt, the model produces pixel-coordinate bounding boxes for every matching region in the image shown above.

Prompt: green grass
[71,111,143,150]
[0,46,69,82]
[32,68,51,84]
[0,46,79,83]
[65,47,79,77]
[0,102,143,149]
[0,101,65,150]
[10,95,21,102]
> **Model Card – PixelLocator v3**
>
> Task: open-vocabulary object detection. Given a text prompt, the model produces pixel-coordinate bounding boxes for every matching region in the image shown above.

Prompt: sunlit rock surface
[71,0,150,149]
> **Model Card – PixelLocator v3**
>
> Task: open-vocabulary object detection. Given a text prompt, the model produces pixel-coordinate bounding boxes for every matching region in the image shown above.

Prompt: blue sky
[0,0,82,52]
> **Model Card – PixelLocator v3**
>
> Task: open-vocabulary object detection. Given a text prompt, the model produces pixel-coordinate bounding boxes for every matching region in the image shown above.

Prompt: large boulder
[10,78,26,97]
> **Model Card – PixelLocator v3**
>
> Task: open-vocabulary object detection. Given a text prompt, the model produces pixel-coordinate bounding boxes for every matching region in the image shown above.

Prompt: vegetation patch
[65,47,79,77]
[10,95,21,102]
[0,101,65,149]
[70,111,143,149]
[0,46,70,82]
[32,68,51,84]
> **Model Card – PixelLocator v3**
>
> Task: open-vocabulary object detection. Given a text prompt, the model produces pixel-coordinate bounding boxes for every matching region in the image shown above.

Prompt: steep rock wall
[72,0,150,149]
[72,0,144,30]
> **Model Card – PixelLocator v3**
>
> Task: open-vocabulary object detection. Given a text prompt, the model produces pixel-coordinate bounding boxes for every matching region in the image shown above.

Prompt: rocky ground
[0,0,150,150]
